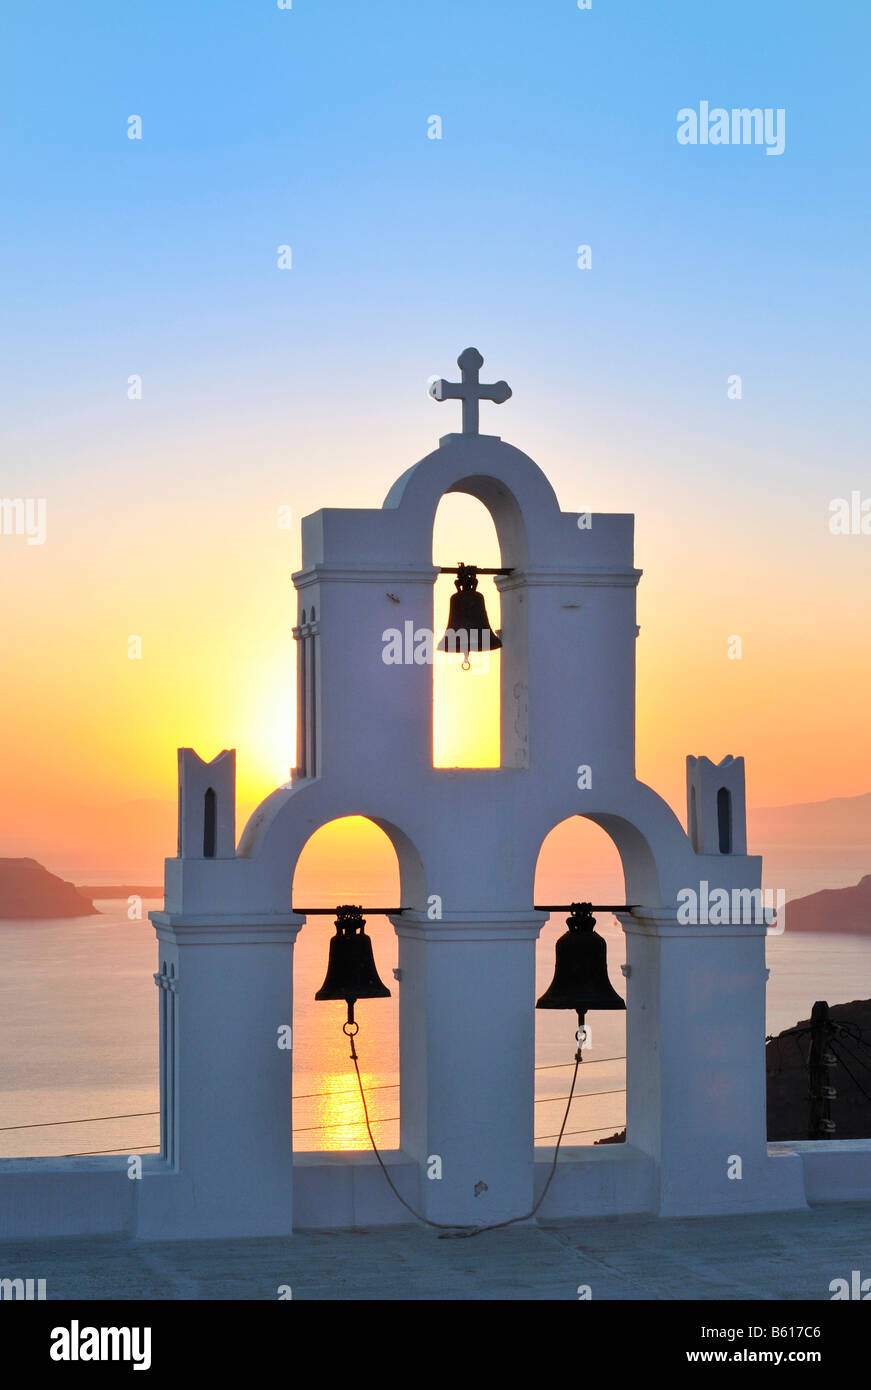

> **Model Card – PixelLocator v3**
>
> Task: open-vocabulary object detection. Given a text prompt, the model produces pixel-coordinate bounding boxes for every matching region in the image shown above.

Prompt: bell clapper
[575,1011,587,1063]
[342,1004,359,1060]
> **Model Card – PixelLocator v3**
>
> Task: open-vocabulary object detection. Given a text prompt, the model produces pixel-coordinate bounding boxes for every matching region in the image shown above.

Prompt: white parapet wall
[3,1145,871,1239]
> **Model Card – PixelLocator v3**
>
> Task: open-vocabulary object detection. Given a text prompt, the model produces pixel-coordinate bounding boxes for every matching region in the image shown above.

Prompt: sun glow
[432,495,503,768]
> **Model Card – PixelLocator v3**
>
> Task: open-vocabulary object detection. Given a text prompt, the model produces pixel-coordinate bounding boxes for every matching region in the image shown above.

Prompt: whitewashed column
[619,910,806,1216]
[138,913,303,1239]
[391,910,544,1226]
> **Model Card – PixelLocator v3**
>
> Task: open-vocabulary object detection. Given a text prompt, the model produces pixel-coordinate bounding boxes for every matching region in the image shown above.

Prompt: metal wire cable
[63,1121,624,1158]
[64,1144,160,1157]
[534,1056,626,1070]
[31,1016,867,1160]
[536,1124,622,1142]
[0,1058,628,1135]
[828,1043,871,1107]
[290,1114,397,1135]
[0,1110,159,1133]
[28,1094,626,1156]
[829,1035,871,1079]
[535,1088,624,1104]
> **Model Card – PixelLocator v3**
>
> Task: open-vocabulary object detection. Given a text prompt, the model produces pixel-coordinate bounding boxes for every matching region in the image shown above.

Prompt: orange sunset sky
[2,423,869,880]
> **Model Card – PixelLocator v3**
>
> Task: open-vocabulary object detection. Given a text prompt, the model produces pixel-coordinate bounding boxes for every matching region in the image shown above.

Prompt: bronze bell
[438,563,502,667]
[536,902,626,1025]
[314,905,391,1022]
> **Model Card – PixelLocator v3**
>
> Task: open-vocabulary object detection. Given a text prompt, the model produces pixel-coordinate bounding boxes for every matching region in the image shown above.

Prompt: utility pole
[807,1000,837,1139]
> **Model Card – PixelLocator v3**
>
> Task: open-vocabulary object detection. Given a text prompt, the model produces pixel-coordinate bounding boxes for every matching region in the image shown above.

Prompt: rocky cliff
[0,858,99,918]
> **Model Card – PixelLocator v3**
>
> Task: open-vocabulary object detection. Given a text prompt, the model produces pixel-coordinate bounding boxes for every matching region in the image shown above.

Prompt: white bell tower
[141,348,806,1236]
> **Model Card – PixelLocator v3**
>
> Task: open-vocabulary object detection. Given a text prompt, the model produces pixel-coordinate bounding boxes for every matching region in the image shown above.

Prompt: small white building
[3,348,870,1240]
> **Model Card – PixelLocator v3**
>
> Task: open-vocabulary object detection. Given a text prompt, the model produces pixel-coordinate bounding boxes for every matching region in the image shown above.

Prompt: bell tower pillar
[391,910,544,1227]
[139,912,303,1238]
[142,748,304,1238]
[619,910,807,1217]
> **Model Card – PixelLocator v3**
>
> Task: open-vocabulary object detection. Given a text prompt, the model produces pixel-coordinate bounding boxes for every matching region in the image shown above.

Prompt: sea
[1,848,869,1159]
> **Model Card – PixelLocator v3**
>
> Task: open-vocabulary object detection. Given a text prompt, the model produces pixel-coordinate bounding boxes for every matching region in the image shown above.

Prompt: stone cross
[429,347,512,436]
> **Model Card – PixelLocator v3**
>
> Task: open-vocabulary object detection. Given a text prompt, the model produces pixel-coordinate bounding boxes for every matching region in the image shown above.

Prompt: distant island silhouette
[750,790,871,847]
[782,874,871,933]
[0,858,99,918]
[76,884,163,900]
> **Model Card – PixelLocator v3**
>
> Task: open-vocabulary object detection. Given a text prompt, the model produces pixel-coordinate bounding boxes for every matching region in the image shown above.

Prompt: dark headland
[782,874,871,932]
[0,858,99,918]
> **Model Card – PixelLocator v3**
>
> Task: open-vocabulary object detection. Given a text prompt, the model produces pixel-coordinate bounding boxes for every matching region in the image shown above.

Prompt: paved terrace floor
[1,1202,869,1300]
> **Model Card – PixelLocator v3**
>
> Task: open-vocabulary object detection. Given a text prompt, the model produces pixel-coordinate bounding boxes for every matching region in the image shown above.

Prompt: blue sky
[1,1,870,820]
[3,1,868,506]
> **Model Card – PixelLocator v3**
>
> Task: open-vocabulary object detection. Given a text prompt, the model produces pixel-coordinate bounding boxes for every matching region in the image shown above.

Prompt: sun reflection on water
[300,1071,400,1152]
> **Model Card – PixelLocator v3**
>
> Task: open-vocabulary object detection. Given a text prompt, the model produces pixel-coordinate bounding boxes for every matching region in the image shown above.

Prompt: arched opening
[291,816,401,1152]
[203,788,217,857]
[717,786,732,854]
[534,816,628,1149]
[432,493,502,767]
